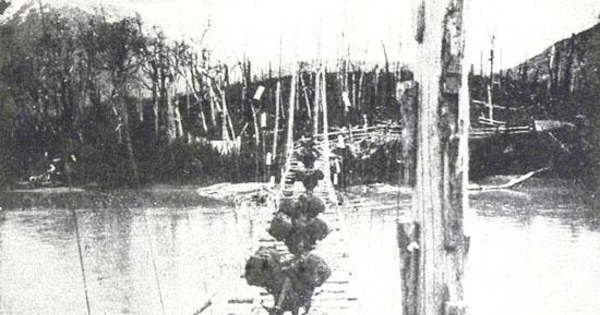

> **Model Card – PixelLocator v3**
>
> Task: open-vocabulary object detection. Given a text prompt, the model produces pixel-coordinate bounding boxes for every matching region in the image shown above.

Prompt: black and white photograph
[1,0,599,314]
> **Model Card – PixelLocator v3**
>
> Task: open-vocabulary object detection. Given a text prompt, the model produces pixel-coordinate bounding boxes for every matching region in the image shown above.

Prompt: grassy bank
[0,186,233,210]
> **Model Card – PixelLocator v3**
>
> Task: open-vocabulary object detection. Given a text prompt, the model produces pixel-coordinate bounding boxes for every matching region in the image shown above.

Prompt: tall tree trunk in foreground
[397,79,418,187]
[398,0,470,315]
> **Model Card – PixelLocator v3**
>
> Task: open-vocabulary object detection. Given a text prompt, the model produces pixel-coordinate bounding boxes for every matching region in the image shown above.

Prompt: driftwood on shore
[468,167,549,191]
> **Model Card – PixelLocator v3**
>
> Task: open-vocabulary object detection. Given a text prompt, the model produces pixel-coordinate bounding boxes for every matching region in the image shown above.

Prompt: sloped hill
[512,22,600,110]
[502,22,600,198]
[0,0,130,26]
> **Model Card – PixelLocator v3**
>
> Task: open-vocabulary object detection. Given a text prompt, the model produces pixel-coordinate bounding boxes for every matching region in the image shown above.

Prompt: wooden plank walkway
[222,204,362,315]
[222,193,413,315]
[278,125,403,206]
[278,140,337,205]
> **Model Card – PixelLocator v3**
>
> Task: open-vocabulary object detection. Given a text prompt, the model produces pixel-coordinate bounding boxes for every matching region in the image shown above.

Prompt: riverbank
[0,185,231,210]
[0,181,406,211]
[1,175,595,212]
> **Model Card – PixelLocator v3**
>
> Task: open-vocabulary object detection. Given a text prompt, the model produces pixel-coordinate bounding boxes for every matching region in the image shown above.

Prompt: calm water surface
[1,178,598,315]
[466,179,600,315]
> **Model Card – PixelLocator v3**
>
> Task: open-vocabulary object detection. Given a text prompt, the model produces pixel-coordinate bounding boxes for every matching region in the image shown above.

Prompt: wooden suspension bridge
[275,115,545,206]
[276,125,403,205]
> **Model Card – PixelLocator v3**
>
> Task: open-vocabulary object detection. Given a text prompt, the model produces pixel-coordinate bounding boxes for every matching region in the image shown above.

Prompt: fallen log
[191,300,212,315]
[468,167,549,191]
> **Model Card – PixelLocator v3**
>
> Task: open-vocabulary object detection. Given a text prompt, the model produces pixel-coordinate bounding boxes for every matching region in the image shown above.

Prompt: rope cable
[130,161,167,315]
[68,195,93,315]
[63,153,92,315]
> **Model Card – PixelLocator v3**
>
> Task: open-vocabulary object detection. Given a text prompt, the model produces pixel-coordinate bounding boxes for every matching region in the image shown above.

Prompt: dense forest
[2,3,599,192]
[469,22,600,187]
[0,4,409,188]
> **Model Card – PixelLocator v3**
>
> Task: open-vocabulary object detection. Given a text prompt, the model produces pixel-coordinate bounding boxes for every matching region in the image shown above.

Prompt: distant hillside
[1,0,129,25]
[505,22,600,197]
[513,22,600,79]
[510,22,600,116]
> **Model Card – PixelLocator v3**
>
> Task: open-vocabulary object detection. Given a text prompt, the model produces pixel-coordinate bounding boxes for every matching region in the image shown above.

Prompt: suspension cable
[138,196,167,315]
[65,144,166,315]
[130,162,167,315]
[64,155,92,315]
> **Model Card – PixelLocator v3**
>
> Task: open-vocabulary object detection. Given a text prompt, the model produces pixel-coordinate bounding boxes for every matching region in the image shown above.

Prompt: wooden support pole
[357,68,364,112]
[397,79,418,187]
[221,89,231,141]
[313,68,321,136]
[398,222,420,315]
[300,72,312,119]
[208,81,218,128]
[286,67,297,159]
[321,66,333,197]
[273,81,281,159]
[401,0,470,315]
[322,66,328,138]
[251,101,260,180]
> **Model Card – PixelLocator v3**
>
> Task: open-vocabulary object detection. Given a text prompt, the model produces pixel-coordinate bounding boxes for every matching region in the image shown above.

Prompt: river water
[1,178,598,315]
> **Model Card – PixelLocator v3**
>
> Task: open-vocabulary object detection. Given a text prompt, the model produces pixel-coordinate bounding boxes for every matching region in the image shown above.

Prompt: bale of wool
[283,219,327,255]
[284,228,312,255]
[278,198,300,218]
[299,169,324,192]
[244,246,281,288]
[292,254,331,288]
[268,212,294,241]
[297,194,325,218]
[305,217,329,241]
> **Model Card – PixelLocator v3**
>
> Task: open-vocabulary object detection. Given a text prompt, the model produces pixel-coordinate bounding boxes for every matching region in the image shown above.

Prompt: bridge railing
[313,125,401,145]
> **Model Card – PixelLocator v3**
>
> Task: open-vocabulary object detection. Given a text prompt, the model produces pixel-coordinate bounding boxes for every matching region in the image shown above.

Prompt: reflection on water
[466,179,600,315]
[466,215,600,315]
[0,206,268,315]
[1,179,600,315]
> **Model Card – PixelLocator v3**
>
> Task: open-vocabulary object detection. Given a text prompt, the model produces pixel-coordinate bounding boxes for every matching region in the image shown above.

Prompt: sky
[5,0,600,73]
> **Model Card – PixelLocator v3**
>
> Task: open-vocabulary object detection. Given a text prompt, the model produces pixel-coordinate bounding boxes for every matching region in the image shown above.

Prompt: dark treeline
[0,7,411,188]
[469,70,596,178]
[4,6,598,191]
[469,22,600,185]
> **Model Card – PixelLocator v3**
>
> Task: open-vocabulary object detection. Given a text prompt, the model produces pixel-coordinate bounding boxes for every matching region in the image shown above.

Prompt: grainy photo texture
[1,1,599,315]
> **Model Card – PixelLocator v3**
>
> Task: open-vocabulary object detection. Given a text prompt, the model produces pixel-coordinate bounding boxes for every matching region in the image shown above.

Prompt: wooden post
[272,81,281,159]
[251,100,261,180]
[397,79,418,186]
[321,65,335,202]
[221,89,230,141]
[488,37,495,122]
[357,67,364,111]
[185,85,191,141]
[313,68,321,136]
[286,67,297,159]
[401,0,470,315]
[373,65,379,113]
[300,71,312,119]
[321,67,328,138]
[479,50,483,77]
[208,80,218,128]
